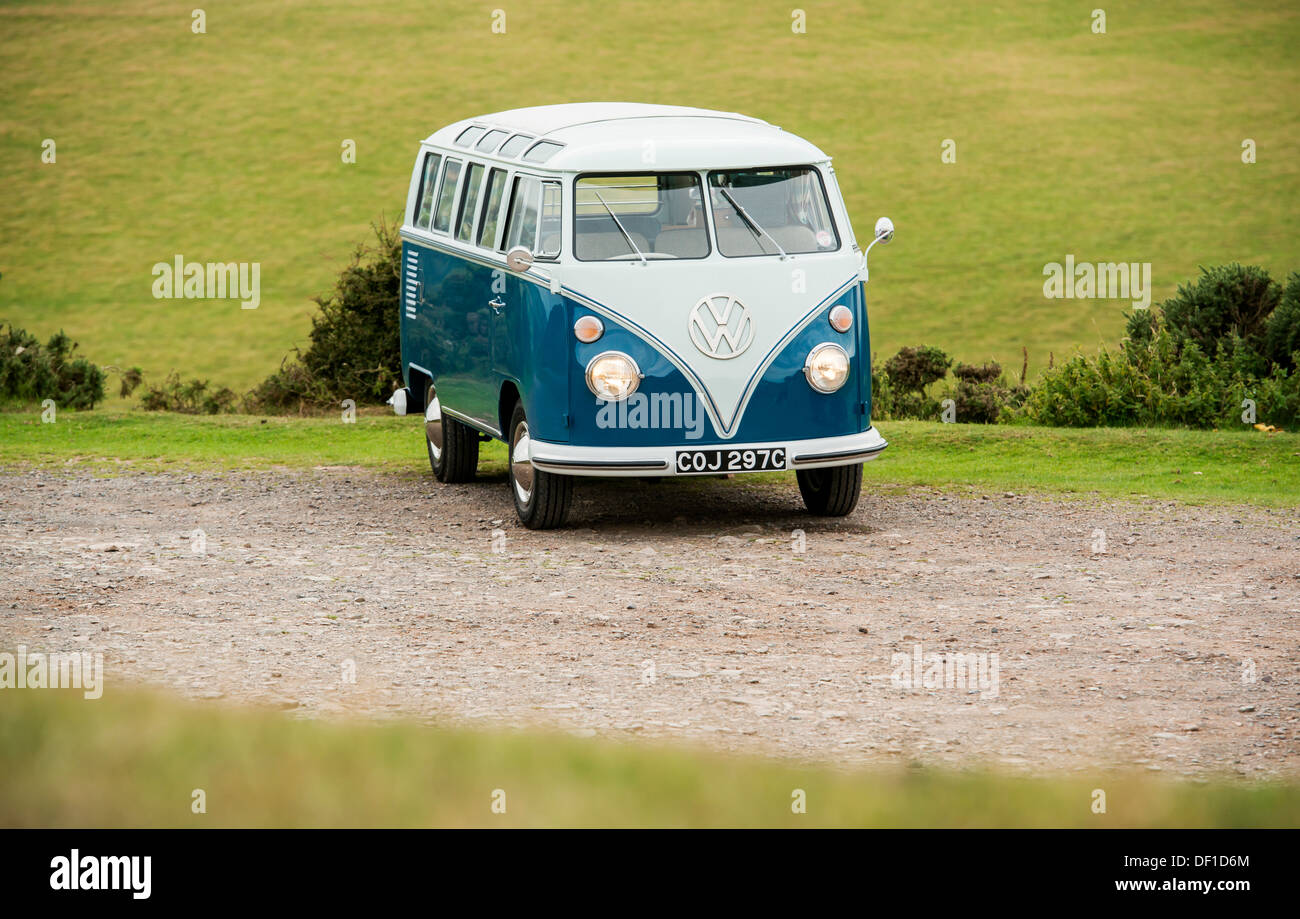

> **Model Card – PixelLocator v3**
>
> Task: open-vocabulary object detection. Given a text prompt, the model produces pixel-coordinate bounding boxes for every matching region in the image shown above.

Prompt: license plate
[675,447,786,475]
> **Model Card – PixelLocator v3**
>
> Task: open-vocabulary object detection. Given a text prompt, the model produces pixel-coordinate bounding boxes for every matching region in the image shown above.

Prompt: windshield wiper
[591,190,647,266]
[719,188,788,260]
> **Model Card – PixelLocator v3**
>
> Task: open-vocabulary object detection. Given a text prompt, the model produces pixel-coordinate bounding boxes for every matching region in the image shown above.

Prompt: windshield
[574,174,709,260]
[708,168,839,257]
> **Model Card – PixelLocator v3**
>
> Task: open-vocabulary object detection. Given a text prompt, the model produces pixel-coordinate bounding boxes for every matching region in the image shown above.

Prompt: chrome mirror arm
[859,217,895,284]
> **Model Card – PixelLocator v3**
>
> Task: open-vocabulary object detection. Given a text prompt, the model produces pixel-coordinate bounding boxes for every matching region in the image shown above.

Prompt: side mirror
[859,216,895,284]
[505,246,535,273]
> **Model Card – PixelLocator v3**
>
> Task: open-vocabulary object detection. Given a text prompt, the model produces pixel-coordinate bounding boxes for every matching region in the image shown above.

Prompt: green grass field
[3,686,1296,827]
[2,1,1298,392]
[2,410,1295,507]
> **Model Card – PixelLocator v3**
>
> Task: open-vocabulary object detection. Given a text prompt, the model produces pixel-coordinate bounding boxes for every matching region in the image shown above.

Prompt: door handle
[488,297,505,313]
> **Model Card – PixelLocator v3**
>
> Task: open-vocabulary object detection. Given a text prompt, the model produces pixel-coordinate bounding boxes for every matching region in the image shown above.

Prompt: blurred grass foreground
[1,686,1297,827]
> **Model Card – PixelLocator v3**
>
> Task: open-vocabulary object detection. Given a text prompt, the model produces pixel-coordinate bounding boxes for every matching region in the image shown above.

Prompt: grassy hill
[2,0,1298,392]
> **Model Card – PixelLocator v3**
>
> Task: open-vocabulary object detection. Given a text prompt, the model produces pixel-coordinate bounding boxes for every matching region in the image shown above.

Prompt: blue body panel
[401,238,872,447]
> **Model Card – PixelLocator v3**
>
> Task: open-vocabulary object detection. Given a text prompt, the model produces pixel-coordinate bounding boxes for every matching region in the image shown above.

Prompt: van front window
[708,168,839,257]
[575,174,709,261]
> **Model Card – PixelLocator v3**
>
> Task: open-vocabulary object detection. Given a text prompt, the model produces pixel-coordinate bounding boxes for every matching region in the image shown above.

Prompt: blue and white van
[394,103,894,528]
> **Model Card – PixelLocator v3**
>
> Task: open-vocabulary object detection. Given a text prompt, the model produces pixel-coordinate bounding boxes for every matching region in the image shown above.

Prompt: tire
[796,463,863,516]
[426,386,478,483]
[507,401,572,529]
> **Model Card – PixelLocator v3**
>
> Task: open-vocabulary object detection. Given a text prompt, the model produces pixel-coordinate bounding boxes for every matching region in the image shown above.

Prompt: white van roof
[423,103,832,172]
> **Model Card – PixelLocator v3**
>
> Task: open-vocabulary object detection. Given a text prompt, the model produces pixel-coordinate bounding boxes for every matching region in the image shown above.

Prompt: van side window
[455,162,485,242]
[504,176,541,254]
[432,159,462,233]
[414,152,442,229]
[504,176,562,258]
[477,168,508,250]
[539,182,562,257]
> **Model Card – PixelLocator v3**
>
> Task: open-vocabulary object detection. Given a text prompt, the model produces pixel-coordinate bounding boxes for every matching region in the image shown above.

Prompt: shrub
[1160,263,1278,375]
[883,346,950,393]
[871,348,1025,423]
[1264,271,1300,371]
[138,372,238,414]
[249,221,401,411]
[871,346,951,420]
[1025,263,1300,429]
[0,324,106,410]
[952,362,1002,385]
[951,361,1029,423]
[1025,320,1298,429]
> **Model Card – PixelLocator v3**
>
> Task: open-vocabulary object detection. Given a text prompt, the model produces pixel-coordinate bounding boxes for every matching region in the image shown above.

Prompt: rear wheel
[796,463,862,516]
[426,386,478,483]
[508,402,572,529]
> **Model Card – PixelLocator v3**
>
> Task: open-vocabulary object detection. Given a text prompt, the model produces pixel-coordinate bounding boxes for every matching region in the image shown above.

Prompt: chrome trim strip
[400,228,558,286]
[791,444,888,466]
[532,458,669,472]
[442,406,502,439]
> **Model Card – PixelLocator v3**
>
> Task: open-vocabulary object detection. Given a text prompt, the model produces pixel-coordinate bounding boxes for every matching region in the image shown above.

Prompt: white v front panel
[560,254,859,439]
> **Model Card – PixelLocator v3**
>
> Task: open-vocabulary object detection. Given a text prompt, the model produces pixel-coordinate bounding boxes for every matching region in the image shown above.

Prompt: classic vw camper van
[394,103,894,528]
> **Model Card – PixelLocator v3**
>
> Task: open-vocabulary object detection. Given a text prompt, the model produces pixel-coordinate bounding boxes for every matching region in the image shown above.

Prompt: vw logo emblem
[688,293,755,360]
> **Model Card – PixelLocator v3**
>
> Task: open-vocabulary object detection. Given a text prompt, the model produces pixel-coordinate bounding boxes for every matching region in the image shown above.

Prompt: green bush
[872,346,950,421]
[1025,264,1300,428]
[951,361,1028,423]
[249,221,401,411]
[1160,263,1278,377]
[138,372,238,414]
[883,346,951,393]
[1264,271,1300,371]
[0,324,106,410]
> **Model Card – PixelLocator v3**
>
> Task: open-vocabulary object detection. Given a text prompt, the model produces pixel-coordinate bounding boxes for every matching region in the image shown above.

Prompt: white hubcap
[511,422,533,503]
[425,395,442,462]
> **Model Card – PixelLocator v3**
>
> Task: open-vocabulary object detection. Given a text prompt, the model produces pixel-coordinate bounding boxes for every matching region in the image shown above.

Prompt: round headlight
[804,343,850,393]
[828,305,853,333]
[573,315,604,343]
[585,351,642,401]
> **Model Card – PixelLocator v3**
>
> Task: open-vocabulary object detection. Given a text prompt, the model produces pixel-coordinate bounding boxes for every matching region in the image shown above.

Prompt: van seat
[716,227,766,256]
[653,227,708,258]
[575,231,651,261]
[770,225,818,251]
[717,225,819,255]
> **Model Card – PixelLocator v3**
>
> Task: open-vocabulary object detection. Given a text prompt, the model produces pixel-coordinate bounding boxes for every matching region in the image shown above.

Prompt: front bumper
[528,427,888,477]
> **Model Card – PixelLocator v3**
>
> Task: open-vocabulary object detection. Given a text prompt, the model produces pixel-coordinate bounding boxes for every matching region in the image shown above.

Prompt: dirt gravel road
[2,466,1297,776]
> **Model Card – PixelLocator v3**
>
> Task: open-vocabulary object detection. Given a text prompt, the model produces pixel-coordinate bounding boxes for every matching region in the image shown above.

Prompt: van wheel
[508,402,572,529]
[796,463,862,516]
[426,387,477,483]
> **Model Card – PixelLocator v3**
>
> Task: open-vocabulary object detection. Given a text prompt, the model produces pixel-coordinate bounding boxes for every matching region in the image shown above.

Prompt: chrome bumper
[528,427,888,477]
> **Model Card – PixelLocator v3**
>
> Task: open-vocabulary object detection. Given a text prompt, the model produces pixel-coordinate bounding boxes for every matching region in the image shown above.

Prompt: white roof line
[421,104,826,171]
[531,112,769,141]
